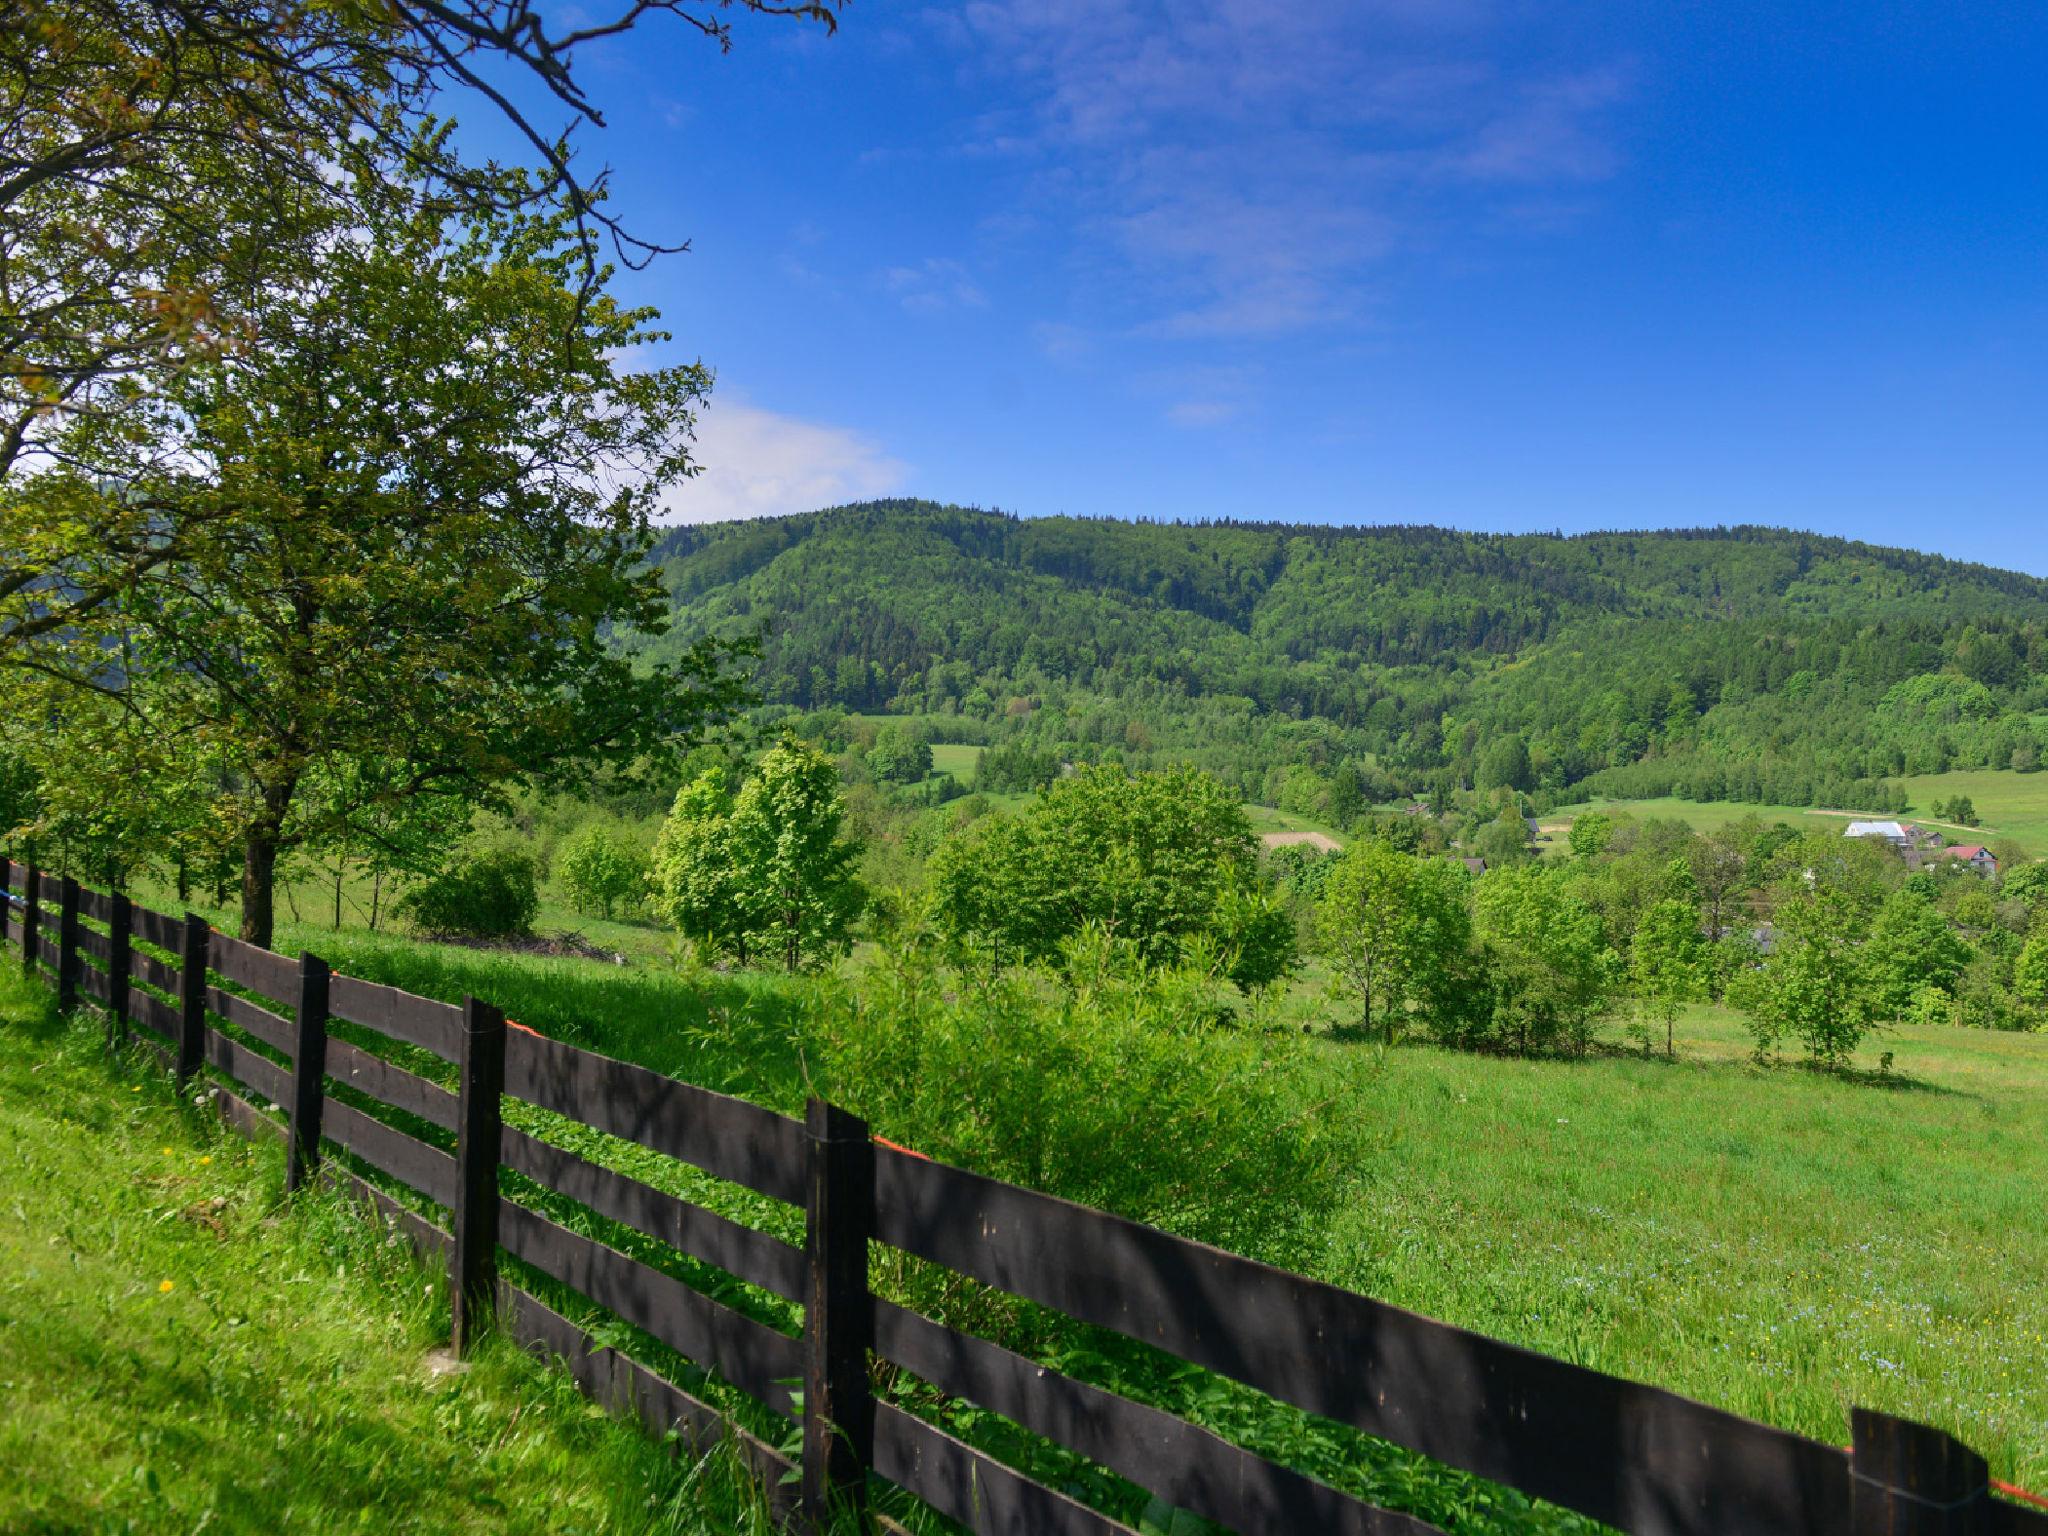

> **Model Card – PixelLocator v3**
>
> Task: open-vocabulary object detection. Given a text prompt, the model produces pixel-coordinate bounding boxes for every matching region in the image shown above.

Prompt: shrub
[397,848,540,939]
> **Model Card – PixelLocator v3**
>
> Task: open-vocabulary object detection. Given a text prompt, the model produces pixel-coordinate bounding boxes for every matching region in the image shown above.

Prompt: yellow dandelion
[198,1155,212,1166]
[158,1280,174,1294]
[161,1147,172,1156]
[131,1085,142,1093]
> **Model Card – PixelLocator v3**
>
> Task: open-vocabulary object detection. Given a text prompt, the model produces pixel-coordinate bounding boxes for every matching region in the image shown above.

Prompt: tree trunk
[242,825,280,948]
[240,776,299,949]
[176,854,191,905]
[370,870,383,932]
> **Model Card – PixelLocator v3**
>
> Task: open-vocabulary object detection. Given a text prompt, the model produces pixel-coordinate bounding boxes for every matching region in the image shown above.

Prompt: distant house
[1460,857,1488,875]
[1844,820,1910,849]
[1900,823,1944,850]
[1944,844,1999,877]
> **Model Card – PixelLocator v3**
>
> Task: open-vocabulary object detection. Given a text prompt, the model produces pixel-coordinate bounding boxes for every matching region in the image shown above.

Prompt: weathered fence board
[129,987,180,1041]
[496,1198,802,1418]
[873,1402,1142,1536]
[76,926,111,964]
[208,930,300,1006]
[872,1144,1852,1536]
[204,985,294,1054]
[200,1023,293,1106]
[328,973,463,1059]
[322,1099,457,1205]
[500,1125,804,1300]
[131,949,181,997]
[500,1282,802,1525]
[873,1298,1444,1536]
[130,903,183,953]
[327,1036,456,1129]
[503,1029,808,1206]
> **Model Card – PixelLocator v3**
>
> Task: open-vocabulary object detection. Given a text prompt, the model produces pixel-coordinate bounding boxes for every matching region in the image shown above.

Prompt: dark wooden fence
[5,855,2044,1536]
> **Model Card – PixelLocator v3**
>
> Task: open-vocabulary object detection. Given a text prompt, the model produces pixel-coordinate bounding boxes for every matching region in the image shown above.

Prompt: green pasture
[0,972,778,1535]
[1548,772,2048,857]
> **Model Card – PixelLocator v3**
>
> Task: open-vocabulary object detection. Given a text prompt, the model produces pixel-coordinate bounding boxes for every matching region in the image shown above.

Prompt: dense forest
[640,502,2048,815]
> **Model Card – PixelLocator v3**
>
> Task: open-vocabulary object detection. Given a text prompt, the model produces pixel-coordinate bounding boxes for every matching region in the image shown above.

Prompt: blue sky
[472,2,2048,572]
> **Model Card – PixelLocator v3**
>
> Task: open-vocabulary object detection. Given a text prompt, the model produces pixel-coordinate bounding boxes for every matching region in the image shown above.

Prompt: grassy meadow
[0,971,783,1536]
[1549,767,2048,856]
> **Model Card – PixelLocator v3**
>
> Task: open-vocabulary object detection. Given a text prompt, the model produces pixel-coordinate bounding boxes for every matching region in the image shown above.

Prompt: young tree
[1737,886,1875,1067]
[866,723,933,784]
[1568,811,1615,861]
[1863,887,1969,1019]
[1473,866,1619,1056]
[726,735,864,972]
[557,825,647,922]
[37,141,746,946]
[1315,842,1471,1042]
[649,767,756,966]
[1628,898,1702,1057]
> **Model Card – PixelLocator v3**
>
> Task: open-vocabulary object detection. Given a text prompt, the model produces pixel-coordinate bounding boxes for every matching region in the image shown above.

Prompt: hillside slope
[641,503,2048,809]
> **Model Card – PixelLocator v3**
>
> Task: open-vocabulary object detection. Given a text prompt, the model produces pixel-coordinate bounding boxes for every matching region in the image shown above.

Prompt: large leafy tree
[2,0,837,658]
[32,141,746,945]
[1473,866,1619,1056]
[927,764,1273,975]
[1314,840,1471,1042]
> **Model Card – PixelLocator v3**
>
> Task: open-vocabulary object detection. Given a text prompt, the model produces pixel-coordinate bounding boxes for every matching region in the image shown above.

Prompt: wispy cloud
[658,397,909,523]
[934,1,1631,338]
[884,257,988,313]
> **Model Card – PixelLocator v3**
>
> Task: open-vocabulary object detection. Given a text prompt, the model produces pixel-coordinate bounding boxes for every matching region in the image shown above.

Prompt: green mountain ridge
[641,502,2048,812]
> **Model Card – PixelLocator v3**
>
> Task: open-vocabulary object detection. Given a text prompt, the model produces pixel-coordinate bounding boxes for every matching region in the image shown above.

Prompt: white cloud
[658,398,910,524]
[934,1,1632,339]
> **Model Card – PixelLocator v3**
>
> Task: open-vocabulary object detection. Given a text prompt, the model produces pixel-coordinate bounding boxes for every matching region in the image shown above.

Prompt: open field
[1309,1005,2048,1491]
[927,740,983,780]
[0,973,774,1535]
[1550,769,2048,856]
[1243,802,1348,845]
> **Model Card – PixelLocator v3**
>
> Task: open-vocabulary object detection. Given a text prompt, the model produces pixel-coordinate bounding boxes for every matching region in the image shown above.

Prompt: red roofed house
[1944,844,1998,877]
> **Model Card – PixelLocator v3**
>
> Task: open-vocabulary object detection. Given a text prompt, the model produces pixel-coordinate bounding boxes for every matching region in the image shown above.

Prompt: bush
[397,848,540,939]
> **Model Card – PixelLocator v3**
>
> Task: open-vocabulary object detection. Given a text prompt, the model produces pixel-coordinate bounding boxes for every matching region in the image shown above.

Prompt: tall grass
[0,972,788,1535]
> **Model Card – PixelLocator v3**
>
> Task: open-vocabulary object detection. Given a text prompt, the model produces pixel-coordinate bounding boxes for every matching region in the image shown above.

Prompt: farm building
[1943,844,1999,876]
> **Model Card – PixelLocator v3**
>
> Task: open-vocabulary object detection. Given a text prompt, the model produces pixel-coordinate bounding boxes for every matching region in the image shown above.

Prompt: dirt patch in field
[1261,831,1341,853]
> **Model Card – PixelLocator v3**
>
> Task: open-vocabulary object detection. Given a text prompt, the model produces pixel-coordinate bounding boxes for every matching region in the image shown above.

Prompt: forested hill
[641,502,2048,811]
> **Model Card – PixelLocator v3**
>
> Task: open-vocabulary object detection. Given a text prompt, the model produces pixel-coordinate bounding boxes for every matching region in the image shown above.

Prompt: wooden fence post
[1849,1407,1992,1535]
[107,891,132,1051]
[801,1097,875,1533]
[178,913,208,1082]
[450,996,506,1356]
[22,858,38,979]
[57,876,80,1012]
[285,952,331,1193]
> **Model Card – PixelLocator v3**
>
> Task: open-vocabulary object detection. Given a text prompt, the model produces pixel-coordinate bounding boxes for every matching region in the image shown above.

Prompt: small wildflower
[161,1147,172,1156]
[198,1155,212,1165]
[158,1280,174,1294]
[131,1086,142,1093]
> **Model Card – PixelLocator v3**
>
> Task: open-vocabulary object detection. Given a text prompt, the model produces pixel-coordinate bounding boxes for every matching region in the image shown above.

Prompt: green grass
[1552,769,2048,856]
[1898,768,2048,854]
[0,972,779,1535]
[927,741,983,781]
[64,876,2048,1520]
[1307,1005,2048,1491]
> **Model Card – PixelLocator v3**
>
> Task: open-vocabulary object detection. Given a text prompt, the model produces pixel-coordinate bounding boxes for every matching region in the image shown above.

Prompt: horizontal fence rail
[4,856,2045,1536]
